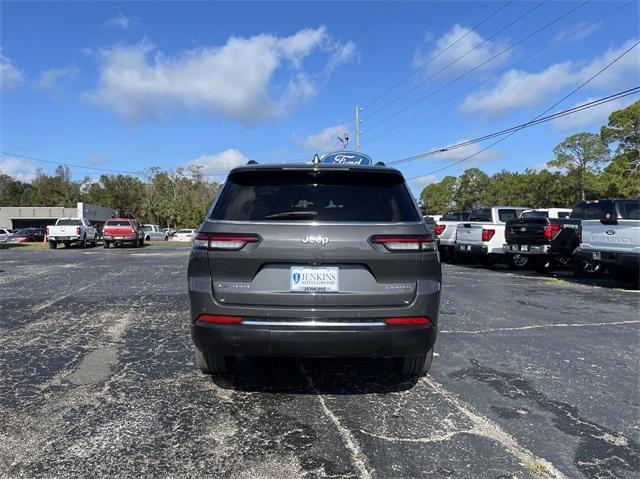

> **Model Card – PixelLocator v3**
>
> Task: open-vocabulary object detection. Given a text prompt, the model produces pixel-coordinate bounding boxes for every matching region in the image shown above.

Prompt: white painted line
[440,320,640,335]
[424,377,567,479]
[298,361,373,479]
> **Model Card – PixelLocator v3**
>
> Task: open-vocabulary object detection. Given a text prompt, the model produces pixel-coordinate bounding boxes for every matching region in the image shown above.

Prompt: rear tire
[103,241,110,248]
[573,257,602,278]
[48,241,57,249]
[133,238,139,248]
[195,348,229,375]
[396,349,433,377]
[609,266,640,288]
[64,242,70,248]
[506,253,529,270]
[81,236,87,249]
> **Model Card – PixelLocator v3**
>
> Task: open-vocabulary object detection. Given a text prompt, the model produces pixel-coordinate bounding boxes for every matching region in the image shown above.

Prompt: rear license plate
[592,252,601,260]
[521,245,529,252]
[115,236,125,240]
[290,267,339,292]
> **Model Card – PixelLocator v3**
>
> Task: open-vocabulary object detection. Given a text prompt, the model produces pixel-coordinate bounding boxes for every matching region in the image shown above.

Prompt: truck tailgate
[456,224,484,245]
[581,220,640,254]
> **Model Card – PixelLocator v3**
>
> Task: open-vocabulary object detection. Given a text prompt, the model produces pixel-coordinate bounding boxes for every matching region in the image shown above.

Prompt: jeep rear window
[105,220,131,226]
[211,169,420,222]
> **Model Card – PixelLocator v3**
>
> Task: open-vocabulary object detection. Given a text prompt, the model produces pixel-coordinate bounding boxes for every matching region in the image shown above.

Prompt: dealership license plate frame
[290,266,339,292]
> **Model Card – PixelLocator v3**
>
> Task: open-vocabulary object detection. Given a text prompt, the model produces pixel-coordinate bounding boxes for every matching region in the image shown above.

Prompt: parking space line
[440,319,640,335]
[423,377,567,479]
[298,361,373,479]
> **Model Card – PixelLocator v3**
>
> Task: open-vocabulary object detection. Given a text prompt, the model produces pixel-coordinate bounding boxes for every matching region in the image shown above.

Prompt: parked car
[102,217,144,248]
[454,206,529,268]
[47,218,98,249]
[577,199,639,286]
[6,227,46,243]
[174,229,196,242]
[0,228,13,242]
[503,199,632,276]
[142,224,169,241]
[188,162,441,377]
[433,211,470,261]
[162,227,176,237]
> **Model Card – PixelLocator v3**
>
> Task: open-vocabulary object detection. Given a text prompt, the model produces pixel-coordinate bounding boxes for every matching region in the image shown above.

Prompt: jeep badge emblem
[301,234,329,246]
[605,230,616,236]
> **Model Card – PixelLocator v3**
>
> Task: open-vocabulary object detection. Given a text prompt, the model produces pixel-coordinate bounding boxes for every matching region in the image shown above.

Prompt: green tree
[455,168,491,210]
[420,176,457,213]
[548,132,610,201]
[601,100,640,172]
[0,174,31,206]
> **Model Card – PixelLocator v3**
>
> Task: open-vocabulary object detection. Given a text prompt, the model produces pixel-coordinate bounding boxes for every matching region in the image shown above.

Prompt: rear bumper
[192,320,436,358]
[503,243,551,255]
[103,235,136,241]
[455,244,487,254]
[577,250,640,270]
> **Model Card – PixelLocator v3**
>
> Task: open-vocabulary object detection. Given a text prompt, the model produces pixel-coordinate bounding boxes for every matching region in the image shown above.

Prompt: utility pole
[355,106,360,152]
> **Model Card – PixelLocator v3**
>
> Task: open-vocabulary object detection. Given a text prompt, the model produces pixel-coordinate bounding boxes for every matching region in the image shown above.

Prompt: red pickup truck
[102,218,145,248]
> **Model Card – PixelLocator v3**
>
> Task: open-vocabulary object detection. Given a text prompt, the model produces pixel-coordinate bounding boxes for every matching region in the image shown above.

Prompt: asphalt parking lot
[0,247,638,479]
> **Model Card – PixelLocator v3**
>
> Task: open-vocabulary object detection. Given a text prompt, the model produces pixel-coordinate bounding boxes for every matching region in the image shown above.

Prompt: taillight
[197,314,243,324]
[481,229,496,242]
[384,316,431,326]
[76,227,81,235]
[434,224,446,236]
[194,233,260,250]
[544,223,561,241]
[370,234,436,252]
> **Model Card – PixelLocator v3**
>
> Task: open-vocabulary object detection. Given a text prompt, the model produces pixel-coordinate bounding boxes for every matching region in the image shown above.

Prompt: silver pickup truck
[578,199,639,285]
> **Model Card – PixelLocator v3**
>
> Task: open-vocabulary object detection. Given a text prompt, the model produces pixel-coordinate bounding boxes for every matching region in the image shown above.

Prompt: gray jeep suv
[187,163,441,376]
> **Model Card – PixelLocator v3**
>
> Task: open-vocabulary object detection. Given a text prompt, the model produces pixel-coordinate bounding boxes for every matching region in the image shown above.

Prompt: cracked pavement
[0,247,638,478]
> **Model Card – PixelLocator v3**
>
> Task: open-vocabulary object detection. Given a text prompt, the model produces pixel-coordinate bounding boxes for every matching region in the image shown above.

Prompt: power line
[387,88,639,167]
[0,152,144,176]
[362,0,633,147]
[363,0,592,135]
[361,1,547,123]
[314,1,518,154]
[406,40,640,180]
[363,1,514,110]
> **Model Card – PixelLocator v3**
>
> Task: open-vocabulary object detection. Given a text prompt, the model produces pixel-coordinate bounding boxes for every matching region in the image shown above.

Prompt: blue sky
[1,1,639,194]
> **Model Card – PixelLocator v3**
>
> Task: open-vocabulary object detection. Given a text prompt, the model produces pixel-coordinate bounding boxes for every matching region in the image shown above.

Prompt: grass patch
[0,242,49,250]
[524,459,551,477]
[145,240,192,247]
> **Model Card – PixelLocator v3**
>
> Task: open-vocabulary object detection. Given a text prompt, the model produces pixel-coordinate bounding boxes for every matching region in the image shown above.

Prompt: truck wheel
[506,253,529,270]
[573,258,602,278]
[396,349,433,377]
[103,241,110,249]
[481,255,496,269]
[48,241,57,249]
[609,266,640,288]
[81,236,87,249]
[145,235,151,241]
[195,348,229,375]
[533,257,555,274]
[133,238,139,248]
[64,242,70,248]
[164,235,169,241]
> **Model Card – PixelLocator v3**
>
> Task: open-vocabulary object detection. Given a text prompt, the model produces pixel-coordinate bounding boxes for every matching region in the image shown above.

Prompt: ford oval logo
[520,227,527,232]
[321,151,373,166]
[605,230,616,236]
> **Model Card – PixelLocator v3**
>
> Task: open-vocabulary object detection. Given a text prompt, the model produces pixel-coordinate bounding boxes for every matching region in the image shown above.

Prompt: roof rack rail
[247,160,258,165]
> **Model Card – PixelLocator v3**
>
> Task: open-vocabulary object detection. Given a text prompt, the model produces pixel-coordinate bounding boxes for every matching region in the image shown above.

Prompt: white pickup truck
[47,218,98,249]
[577,199,639,285]
[433,211,470,261]
[454,206,529,268]
[142,224,169,241]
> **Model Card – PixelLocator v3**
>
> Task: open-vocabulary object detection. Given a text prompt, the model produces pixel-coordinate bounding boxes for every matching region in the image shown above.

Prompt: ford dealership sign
[321,151,373,166]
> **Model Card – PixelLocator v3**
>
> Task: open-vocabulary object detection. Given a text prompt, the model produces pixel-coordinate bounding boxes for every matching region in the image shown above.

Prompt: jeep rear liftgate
[200,167,434,308]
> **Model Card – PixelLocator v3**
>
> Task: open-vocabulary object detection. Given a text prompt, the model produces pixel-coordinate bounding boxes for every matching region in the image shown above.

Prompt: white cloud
[187,148,249,177]
[105,11,137,29]
[551,21,601,45]
[0,157,38,182]
[294,123,349,150]
[460,63,574,116]
[550,97,635,131]
[85,27,355,124]
[459,38,639,117]
[413,24,509,76]
[34,66,79,90]
[0,51,24,91]
[409,174,438,195]
[85,154,111,166]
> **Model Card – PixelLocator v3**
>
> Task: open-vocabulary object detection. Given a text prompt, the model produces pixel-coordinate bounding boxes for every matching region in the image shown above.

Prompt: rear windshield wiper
[264,211,318,220]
